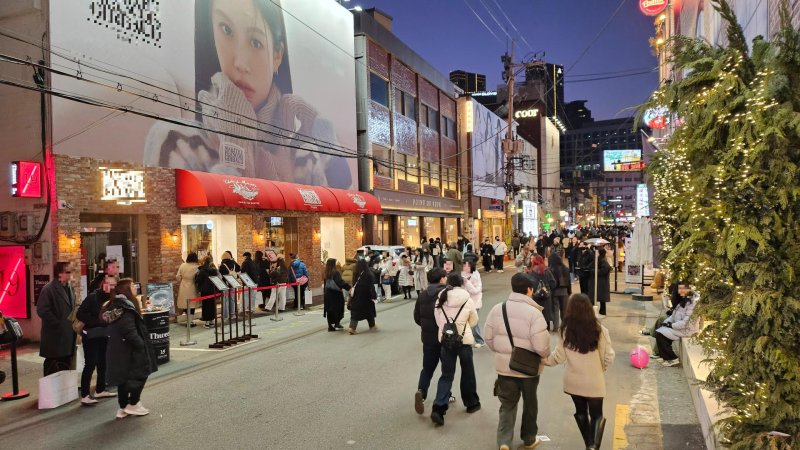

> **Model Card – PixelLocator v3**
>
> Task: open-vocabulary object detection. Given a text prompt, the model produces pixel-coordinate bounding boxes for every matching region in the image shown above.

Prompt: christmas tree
[642,1,799,448]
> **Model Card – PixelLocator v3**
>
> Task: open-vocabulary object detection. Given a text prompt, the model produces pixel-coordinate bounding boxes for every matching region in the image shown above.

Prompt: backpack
[533,279,550,303]
[440,300,468,352]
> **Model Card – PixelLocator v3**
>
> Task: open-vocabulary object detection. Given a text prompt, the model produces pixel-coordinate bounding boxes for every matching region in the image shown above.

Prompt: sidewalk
[0,293,415,433]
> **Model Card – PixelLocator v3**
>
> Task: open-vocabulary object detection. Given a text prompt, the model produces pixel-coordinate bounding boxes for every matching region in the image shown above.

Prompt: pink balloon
[629,346,650,369]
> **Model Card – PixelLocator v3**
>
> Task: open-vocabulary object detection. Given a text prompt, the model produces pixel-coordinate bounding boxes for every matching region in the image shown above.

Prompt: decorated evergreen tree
[642,1,799,448]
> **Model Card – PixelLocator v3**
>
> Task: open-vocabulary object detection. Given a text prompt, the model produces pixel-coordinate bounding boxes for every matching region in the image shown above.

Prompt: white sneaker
[80,395,98,405]
[94,390,117,398]
[116,408,129,419]
[521,437,542,448]
[498,269,504,273]
[473,343,483,348]
[661,359,680,367]
[124,402,150,416]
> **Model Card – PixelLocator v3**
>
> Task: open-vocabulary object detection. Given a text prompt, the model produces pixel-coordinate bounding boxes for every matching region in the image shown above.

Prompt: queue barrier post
[209,293,227,349]
[293,283,305,317]
[246,286,258,338]
[180,296,197,347]
[270,283,285,322]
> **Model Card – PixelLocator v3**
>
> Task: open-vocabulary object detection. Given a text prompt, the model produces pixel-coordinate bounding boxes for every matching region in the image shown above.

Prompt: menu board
[208,275,228,292]
[239,273,257,288]
[223,275,242,289]
[147,282,175,314]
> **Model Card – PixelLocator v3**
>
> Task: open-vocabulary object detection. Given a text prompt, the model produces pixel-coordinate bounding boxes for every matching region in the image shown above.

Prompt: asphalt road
[0,270,703,449]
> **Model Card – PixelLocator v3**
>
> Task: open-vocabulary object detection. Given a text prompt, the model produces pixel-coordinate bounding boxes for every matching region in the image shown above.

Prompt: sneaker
[334,323,344,329]
[466,403,481,413]
[414,389,424,414]
[661,359,680,367]
[650,353,662,360]
[80,395,98,405]
[449,395,456,404]
[115,408,129,419]
[498,270,504,273]
[473,343,483,349]
[203,322,214,329]
[93,390,117,398]
[430,411,444,426]
[124,402,150,416]
[640,329,651,336]
[520,437,542,449]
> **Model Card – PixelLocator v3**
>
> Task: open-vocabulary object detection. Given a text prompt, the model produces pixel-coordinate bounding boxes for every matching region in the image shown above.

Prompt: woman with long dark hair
[195,255,219,328]
[429,273,480,426]
[323,258,350,331]
[545,293,615,450]
[346,259,377,334]
[254,250,271,310]
[548,252,572,330]
[103,278,158,419]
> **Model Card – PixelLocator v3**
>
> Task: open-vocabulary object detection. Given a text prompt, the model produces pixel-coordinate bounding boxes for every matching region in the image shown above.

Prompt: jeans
[656,331,679,361]
[472,308,485,345]
[496,374,541,448]
[417,343,441,399]
[222,290,237,319]
[117,378,147,409]
[433,345,479,410]
[81,337,108,397]
[348,317,375,331]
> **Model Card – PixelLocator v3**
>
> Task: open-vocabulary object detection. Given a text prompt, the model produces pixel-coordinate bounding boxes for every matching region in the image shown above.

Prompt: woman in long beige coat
[545,293,615,450]
[175,253,200,323]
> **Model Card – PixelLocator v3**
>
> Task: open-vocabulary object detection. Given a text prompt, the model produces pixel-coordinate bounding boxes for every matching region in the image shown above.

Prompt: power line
[565,69,657,84]
[489,0,535,52]
[462,0,505,44]
[565,0,629,74]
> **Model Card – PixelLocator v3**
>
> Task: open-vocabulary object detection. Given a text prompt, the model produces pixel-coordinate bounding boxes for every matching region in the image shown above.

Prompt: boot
[430,403,447,426]
[574,414,592,448]
[588,416,606,450]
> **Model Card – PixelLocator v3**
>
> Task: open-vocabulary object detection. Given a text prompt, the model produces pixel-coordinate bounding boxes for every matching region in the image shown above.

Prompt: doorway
[320,217,345,263]
[80,214,139,296]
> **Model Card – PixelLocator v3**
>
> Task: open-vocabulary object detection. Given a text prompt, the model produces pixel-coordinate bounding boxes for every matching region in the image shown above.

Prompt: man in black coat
[480,238,494,273]
[412,268,447,414]
[577,244,594,297]
[37,262,76,376]
[76,275,117,403]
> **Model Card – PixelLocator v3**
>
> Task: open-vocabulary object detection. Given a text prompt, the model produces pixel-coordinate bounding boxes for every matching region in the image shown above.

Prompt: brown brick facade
[53,155,364,303]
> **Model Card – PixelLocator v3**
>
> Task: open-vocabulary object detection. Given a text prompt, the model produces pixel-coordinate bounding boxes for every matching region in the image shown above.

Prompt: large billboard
[50,0,357,189]
[467,99,509,200]
[603,150,644,172]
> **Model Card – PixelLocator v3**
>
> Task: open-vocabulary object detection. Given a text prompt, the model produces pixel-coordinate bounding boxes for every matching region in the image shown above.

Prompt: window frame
[369,72,389,108]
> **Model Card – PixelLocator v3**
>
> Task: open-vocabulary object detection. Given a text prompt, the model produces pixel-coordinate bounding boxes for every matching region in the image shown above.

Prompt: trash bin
[143,310,170,364]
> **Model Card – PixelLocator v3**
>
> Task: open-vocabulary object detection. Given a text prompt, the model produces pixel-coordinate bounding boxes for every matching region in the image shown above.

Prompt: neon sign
[0,246,27,318]
[640,0,667,16]
[514,109,539,119]
[10,161,42,198]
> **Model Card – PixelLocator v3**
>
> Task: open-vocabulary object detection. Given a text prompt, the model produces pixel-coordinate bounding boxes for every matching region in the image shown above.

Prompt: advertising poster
[50,0,357,189]
[147,282,175,314]
[469,99,509,200]
[521,200,538,237]
[603,150,643,172]
[636,183,650,217]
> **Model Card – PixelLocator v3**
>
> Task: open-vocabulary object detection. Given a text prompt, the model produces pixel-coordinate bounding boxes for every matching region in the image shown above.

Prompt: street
[0,270,704,450]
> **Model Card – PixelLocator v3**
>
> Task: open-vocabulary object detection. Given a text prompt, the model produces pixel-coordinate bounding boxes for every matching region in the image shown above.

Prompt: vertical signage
[0,246,28,318]
[637,184,651,217]
[521,200,538,237]
[10,161,43,198]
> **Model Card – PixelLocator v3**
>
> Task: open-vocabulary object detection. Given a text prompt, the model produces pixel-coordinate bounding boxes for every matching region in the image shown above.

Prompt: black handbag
[502,303,541,376]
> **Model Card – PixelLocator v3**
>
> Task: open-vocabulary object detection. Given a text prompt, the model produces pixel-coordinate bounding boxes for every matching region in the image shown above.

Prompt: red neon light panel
[12,161,42,198]
[0,246,27,318]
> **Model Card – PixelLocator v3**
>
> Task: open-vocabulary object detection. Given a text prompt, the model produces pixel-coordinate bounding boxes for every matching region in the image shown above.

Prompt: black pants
[656,331,679,361]
[598,300,607,316]
[417,343,441,400]
[43,356,71,376]
[81,337,108,397]
[117,378,147,409]
[482,255,493,272]
[348,317,375,330]
[201,297,216,321]
[494,255,504,271]
[579,275,591,298]
[294,283,307,308]
[571,394,603,419]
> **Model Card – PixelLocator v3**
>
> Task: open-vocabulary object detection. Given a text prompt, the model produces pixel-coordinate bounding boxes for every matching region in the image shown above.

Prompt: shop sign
[374,189,463,215]
[514,108,539,119]
[521,200,538,237]
[636,183,651,217]
[639,0,667,16]
[488,199,504,212]
[348,193,367,209]
[298,188,323,208]
[643,107,670,129]
[100,168,146,205]
[10,161,42,198]
[225,179,259,201]
[0,246,27,318]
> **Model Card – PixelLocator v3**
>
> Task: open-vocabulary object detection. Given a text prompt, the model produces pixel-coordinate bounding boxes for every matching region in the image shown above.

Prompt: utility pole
[502,43,521,239]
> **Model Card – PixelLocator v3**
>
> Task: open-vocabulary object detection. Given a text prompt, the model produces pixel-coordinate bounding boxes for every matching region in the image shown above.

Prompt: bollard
[246,286,258,339]
[180,299,196,346]
[293,283,305,317]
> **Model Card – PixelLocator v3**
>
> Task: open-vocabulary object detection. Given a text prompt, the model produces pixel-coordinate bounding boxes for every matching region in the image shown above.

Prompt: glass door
[80,214,138,284]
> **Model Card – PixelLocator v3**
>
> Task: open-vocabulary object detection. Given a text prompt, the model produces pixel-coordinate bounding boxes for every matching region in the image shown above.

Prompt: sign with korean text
[100,168,146,205]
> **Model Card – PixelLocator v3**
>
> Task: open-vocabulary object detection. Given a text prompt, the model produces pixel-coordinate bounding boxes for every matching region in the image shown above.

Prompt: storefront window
[444,218,458,244]
[265,217,299,257]
[373,145,392,179]
[181,214,237,263]
[399,216,420,248]
[183,224,213,261]
[423,217,442,241]
[372,216,391,245]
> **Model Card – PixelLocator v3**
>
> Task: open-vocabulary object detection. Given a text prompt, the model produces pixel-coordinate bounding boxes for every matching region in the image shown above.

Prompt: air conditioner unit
[0,213,17,238]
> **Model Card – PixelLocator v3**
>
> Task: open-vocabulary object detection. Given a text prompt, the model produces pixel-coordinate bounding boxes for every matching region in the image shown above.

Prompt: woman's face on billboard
[212,0,284,109]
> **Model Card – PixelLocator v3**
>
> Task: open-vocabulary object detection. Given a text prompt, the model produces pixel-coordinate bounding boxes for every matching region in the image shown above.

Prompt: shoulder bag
[501,302,541,376]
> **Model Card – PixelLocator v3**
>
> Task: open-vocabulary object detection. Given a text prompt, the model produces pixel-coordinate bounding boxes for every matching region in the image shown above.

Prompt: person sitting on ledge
[652,283,700,367]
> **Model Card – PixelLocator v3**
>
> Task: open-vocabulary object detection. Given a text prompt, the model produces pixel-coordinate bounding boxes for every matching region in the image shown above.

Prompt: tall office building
[449,70,487,94]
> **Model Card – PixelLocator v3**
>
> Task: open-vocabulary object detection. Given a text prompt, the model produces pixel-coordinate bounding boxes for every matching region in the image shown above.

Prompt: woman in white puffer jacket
[429,273,480,426]
[461,261,485,348]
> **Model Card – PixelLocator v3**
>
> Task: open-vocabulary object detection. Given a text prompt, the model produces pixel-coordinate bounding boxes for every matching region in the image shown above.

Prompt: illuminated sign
[514,109,539,119]
[639,0,667,16]
[0,246,27,318]
[465,100,474,133]
[10,161,42,198]
[603,150,645,172]
[100,168,146,205]
[643,107,670,129]
[637,184,651,217]
[522,200,538,237]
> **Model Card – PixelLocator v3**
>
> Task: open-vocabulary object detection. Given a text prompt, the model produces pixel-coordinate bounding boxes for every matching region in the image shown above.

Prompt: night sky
[354,0,660,121]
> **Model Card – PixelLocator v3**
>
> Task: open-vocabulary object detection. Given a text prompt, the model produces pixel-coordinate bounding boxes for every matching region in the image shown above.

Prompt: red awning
[175,169,381,214]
